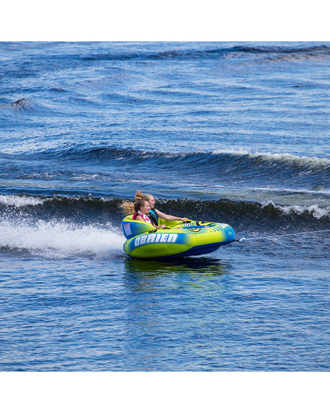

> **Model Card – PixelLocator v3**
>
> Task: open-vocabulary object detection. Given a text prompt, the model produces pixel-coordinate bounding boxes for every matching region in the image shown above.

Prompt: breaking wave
[1,194,329,232]
[261,201,330,220]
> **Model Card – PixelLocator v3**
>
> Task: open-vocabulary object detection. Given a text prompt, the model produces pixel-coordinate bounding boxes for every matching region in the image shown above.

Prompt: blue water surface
[1,42,330,371]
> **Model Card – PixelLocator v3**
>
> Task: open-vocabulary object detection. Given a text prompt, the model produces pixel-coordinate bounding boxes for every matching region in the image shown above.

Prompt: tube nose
[222,224,235,242]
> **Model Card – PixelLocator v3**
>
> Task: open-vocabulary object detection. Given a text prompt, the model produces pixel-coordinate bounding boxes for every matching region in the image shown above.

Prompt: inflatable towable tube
[122,215,235,258]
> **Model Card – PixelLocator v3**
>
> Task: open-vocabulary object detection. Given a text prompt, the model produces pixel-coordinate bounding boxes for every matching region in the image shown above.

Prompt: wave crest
[261,201,330,220]
[0,195,46,207]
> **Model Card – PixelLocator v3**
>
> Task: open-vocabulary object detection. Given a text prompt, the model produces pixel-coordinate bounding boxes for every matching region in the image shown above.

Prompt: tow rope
[235,229,330,243]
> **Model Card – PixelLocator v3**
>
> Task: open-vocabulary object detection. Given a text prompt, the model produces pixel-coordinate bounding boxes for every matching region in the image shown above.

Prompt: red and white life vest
[132,210,152,225]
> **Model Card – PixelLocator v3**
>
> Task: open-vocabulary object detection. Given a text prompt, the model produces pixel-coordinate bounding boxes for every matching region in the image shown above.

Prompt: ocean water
[1,42,330,372]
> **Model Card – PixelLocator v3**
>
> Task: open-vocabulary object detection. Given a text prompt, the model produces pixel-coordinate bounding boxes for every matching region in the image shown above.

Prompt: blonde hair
[135,190,152,202]
[119,200,135,215]
[120,190,152,215]
[134,190,143,201]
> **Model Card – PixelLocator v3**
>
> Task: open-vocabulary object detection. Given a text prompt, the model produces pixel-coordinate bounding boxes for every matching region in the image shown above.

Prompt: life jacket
[148,208,158,226]
[132,210,153,225]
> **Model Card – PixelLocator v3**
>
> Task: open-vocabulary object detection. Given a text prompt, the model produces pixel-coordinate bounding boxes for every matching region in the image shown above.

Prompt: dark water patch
[50,88,67,93]
[2,98,35,112]
[0,97,61,118]
[12,98,30,108]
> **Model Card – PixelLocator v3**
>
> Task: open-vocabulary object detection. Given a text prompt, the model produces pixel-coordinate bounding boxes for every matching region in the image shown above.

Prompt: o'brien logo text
[134,233,178,247]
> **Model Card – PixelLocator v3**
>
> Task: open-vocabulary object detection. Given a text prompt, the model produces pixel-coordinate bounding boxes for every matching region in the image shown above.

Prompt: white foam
[262,200,330,219]
[0,218,126,259]
[212,149,330,167]
[212,148,251,156]
[0,195,46,207]
[251,152,330,167]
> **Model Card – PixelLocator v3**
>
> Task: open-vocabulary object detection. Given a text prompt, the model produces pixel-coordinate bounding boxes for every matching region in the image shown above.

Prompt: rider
[121,198,167,229]
[134,191,187,226]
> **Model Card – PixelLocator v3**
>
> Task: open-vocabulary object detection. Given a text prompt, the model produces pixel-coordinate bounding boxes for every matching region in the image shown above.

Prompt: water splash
[0,217,126,259]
